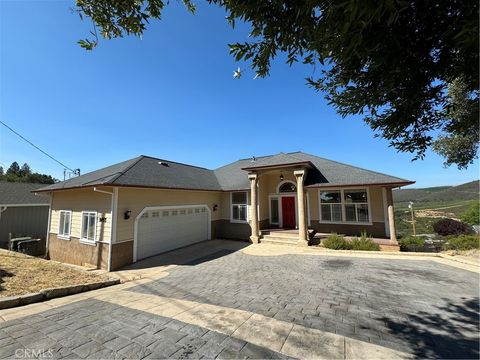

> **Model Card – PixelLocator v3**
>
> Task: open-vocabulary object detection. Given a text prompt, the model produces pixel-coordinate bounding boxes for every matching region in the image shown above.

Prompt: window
[278,181,296,193]
[81,212,97,243]
[270,198,279,224]
[58,210,72,238]
[231,192,247,222]
[319,189,370,223]
[344,189,369,222]
[320,191,343,222]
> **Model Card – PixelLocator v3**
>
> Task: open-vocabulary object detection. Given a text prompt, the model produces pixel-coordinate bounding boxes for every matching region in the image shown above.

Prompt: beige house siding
[115,187,222,243]
[49,187,113,243]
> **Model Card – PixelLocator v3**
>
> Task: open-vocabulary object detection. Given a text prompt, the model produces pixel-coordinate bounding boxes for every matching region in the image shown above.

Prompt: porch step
[261,236,299,246]
[260,231,299,240]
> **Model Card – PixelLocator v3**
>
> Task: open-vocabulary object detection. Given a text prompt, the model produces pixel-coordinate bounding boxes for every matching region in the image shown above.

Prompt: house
[35,152,414,270]
[0,182,50,248]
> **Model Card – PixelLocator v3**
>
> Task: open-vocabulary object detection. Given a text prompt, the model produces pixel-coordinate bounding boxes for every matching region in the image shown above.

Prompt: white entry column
[249,173,259,243]
[294,169,308,246]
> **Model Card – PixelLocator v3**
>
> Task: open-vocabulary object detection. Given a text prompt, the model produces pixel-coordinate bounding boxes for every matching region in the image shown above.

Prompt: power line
[0,120,76,172]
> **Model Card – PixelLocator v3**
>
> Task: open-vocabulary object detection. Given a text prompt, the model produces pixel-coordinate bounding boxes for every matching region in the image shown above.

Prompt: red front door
[282,197,296,228]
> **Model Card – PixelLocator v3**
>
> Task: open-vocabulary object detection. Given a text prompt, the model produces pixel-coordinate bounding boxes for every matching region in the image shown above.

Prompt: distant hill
[393,180,479,203]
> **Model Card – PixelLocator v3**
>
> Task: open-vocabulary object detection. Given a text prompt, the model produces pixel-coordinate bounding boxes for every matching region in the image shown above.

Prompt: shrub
[350,236,380,251]
[323,233,352,250]
[398,235,428,251]
[443,235,480,251]
[399,235,426,247]
[460,203,480,225]
[433,218,473,236]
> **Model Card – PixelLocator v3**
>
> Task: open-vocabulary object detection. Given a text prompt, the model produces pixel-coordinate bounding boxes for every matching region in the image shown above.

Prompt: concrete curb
[438,254,479,267]
[307,246,442,257]
[0,279,120,310]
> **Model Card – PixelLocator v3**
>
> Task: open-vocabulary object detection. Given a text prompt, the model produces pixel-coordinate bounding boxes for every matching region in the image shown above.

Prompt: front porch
[242,159,398,246]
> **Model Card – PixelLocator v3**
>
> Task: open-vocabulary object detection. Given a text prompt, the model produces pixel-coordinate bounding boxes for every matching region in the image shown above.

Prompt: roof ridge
[236,153,276,161]
[298,151,410,182]
[139,155,211,171]
[110,156,145,184]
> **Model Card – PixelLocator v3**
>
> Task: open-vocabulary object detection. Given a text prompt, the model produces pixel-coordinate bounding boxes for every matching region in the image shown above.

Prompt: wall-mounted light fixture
[213,204,218,211]
[99,216,107,223]
[124,210,132,220]
[280,171,284,181]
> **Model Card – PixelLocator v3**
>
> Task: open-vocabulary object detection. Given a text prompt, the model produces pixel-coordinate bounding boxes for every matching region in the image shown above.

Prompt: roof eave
[306,180,415,188]
[34,183,224,193]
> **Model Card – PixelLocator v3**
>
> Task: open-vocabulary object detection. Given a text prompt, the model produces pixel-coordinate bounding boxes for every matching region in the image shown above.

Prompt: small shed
[0,182,50,248]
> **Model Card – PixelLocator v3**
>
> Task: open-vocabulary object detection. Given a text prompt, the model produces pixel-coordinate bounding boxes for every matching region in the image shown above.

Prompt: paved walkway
[0,240,478,359]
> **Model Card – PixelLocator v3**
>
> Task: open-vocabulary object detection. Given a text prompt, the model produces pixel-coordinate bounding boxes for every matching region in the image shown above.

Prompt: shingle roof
[290,152,413,187]
[241,153,312,170]
[0,182,50,205]
[36,152,413,192]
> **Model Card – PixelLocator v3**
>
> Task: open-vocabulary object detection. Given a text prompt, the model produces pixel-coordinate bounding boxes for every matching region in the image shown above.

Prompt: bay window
[231,192,247,222]
[319,189,370,223]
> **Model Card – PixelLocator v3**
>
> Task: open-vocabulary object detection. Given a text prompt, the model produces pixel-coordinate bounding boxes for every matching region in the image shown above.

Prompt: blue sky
[0,1,478,188]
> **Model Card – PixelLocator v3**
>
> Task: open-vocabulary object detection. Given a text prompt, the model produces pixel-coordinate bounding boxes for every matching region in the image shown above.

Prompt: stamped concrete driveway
[0,240,478,359]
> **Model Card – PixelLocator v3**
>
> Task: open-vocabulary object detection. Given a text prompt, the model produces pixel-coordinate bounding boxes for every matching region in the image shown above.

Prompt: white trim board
[318,187,373,225]
[0,203,49,207]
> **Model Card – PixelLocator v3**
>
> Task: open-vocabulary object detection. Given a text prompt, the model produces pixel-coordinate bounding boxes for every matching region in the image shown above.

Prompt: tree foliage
[75,0,479,167]
[432,77,479,169]
[460,203,480,225]
[0,161,56,184]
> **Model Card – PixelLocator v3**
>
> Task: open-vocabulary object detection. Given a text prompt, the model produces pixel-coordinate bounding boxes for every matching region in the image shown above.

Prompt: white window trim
[58,210,72,240]
[269,196,280,225]
[268,190,310,228]
[230,191,248,223]
[276,180,297,194]
[318,187,372,225]
[80,211,97,245]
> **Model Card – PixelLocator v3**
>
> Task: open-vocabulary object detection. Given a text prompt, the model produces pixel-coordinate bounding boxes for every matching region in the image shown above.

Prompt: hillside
[393,180,479,203]
[393,180,479,237]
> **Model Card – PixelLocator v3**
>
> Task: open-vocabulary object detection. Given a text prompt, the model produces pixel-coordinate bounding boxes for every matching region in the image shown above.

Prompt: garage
[135,205,211,261]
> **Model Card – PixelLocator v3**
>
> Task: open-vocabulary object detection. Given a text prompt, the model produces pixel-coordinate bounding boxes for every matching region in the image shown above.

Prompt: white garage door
[136,205,210,261]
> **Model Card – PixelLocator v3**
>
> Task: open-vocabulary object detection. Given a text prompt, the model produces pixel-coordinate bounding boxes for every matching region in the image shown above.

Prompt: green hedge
[323,233,352,250]
[398,235,427,247]
[443,235,480,251]
[323,233,380,251]
[351,236,380,251]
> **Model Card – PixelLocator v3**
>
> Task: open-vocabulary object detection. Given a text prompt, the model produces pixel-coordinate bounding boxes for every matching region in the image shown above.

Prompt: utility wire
[0,120,75,172]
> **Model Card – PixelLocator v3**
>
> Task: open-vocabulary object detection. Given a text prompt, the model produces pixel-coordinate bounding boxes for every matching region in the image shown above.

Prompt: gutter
[93,187,117,272]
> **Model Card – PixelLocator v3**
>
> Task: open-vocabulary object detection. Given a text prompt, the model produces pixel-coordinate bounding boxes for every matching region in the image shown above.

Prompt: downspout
[43,193,52,258]
[93,187,117,272]
[0,206,8,221]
